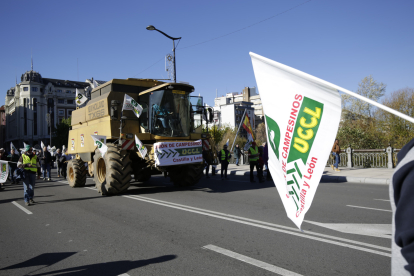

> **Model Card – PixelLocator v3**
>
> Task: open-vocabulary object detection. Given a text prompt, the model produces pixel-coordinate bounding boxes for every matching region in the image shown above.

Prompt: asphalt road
[0,170,392,276]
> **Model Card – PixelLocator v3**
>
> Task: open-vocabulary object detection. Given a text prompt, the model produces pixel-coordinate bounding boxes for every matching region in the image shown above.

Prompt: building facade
[4,69,93,150]
[214,87,264,129]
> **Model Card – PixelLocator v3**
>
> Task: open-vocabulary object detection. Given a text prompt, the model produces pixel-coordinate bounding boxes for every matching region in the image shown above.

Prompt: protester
[233,144,242,166]
[202,149,211,179]
[60,150,67,179]
[248,141,264,183]
[8,149,20,184]
[258,145,265,182]
[331,139,341,172]
[55,149,62,177]
[218,144,231,180]
[35,150,42,179]
[17,145,39,206]
[390,138,414,275]
[263,142,271,181]
[39,146,52,181]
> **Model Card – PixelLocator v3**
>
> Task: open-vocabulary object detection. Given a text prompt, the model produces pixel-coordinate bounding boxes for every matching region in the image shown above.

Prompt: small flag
[10,142,19,155]
[41,141,45,149]
[225,139,229,147]
[135,135,147,158]
[122,94,143,118]
[62,145,66,152]
[91,135,108,157]
[93,80,100,89]
[75,88,88,106]
[244,133,254,151]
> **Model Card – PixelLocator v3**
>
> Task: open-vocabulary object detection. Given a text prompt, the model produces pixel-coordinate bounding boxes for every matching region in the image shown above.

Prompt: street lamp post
[47,108,52,146]
[146,25,181,83]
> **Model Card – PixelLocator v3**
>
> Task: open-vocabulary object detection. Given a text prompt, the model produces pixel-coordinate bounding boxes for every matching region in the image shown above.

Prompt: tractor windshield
[149,89,190,137]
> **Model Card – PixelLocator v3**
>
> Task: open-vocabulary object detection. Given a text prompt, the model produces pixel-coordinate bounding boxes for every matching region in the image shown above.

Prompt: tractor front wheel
[67,159,87,187]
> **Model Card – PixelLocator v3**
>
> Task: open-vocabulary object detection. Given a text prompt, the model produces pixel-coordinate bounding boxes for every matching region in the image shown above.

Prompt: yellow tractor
[66,78,218,195]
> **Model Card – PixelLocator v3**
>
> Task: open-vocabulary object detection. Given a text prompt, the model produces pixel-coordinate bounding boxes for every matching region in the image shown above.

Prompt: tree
[254,123,267,146]
[342,75,386,118]
[376,88,414,148]
[52,117,71,149]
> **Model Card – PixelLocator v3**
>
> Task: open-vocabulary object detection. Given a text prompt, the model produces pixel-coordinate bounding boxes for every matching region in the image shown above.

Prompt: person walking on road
[8,149,20,184]
[39,146,52,181]
[248,142,264,183]
[202,149,211,179]
[17,145,40,206]
[331,139,341,172]
[218,144,231,180]
[233,144,242,166]
[55,149,62,177]
[263,142,271,181]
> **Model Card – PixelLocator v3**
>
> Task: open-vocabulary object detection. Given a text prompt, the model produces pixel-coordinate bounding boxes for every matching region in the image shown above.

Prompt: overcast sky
[1,0,413,106]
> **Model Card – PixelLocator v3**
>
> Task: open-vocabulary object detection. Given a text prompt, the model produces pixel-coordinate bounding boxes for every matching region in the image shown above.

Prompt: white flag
[10,142,19,155]
[0,161,9,183]
[93,79,100,89]
[91,135,108,157]
[250,52,341,229]
[244,133,254,151]
[225,139,229,147]
[62,145,66,152]
[122,94,143,118]
[41,141,45,149]
[135,135,147,158]
[75,88,88,106]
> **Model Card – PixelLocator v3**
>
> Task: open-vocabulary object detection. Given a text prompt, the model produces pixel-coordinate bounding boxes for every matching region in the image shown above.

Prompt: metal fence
[325,146,400,169]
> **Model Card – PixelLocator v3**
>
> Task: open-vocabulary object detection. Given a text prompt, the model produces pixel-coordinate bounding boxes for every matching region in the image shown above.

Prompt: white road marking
[122,195,391,257]
[203,244,302,276]
[118,274,130,276]
[304,220,391,239]
[347,205,392,212]
[374,199,390,202]
[84,187,96,190]
[58,181,68,184]
[12,201,33,215]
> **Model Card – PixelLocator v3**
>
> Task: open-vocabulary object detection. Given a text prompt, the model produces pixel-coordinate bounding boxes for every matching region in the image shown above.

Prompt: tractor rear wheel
[67,159,87,187]
[169,164,203,187]
[93,143,132,195]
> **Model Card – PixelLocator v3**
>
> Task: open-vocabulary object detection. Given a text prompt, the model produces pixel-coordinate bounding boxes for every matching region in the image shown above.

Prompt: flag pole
[230,108,247,152]
[336,86,414,123]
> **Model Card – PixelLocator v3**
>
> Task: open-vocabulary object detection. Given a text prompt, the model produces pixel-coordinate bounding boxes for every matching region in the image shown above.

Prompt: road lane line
[374,199,390,202]
[84,187,96,190]
[123,195,391,257]
[203,244,302,275]
[124,195,390,252]
[347,205,392,212]
[12,201,33,215]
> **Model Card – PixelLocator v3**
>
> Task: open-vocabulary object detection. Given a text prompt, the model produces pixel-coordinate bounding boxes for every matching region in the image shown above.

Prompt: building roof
[42,78,89,88]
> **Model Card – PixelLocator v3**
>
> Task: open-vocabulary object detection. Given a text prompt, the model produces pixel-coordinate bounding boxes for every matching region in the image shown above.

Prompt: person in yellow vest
[218,144,231,180]
[248,141,264,183]
[17,145,40,206]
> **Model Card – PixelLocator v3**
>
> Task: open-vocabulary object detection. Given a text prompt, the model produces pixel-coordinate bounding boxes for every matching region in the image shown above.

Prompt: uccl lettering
[293,107,321,154]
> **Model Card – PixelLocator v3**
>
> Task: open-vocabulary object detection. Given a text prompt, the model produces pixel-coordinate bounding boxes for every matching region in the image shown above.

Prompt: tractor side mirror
[207,108,213,123]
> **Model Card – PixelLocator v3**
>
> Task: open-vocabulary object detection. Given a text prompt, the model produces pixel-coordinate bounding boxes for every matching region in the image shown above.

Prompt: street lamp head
[146,25,156,31]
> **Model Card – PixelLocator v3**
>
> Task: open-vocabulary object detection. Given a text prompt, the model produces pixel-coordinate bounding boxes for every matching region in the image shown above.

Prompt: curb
[214,169,391,185]
[320,175,390,185]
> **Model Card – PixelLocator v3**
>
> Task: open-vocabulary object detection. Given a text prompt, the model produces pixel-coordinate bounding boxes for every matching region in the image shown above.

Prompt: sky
[1,0,413,107]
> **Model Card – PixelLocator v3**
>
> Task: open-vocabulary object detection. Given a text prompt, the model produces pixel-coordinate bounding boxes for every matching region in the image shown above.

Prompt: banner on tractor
[135,135,147,158]
[122,94,143,118]
[154,140,203,166]
[0,161,9,183]
[250,52,341,229]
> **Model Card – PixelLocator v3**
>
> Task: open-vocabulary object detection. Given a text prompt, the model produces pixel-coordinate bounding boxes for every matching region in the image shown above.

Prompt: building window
[40,88,44,93]
[67,110,74,117]
[66,90,71,93]
[67,100,74,104]
[57,89,62,93]
[58,99,64,104]
[23,87,28,91]
[58,109,65,117]
[32,87,38,92]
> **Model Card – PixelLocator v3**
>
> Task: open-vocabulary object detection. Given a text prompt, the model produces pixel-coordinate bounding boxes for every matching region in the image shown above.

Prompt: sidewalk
[214,164,393,185]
